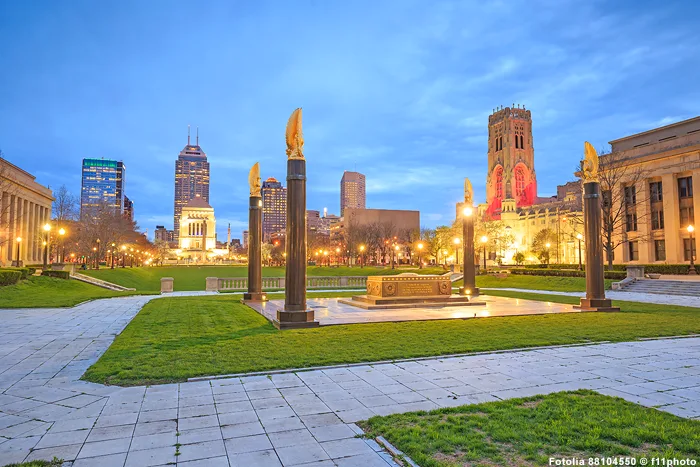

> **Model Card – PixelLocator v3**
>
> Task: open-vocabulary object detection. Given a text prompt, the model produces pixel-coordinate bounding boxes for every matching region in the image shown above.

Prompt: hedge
[41,270,70,279]
[0,270,22,286]
[0,267,31,280]
[510,263,692,274]
[509,268,627,280]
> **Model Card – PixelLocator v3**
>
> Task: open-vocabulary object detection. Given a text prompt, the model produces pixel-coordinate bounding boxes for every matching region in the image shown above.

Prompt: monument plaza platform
[245,294,580,326]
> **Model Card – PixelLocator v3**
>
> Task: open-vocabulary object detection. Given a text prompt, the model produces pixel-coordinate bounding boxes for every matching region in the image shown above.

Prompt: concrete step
[71,273,136,292]
[622,279,700,297]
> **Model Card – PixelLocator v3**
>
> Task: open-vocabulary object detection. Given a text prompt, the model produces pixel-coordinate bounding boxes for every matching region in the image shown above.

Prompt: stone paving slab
[0,295,698,465]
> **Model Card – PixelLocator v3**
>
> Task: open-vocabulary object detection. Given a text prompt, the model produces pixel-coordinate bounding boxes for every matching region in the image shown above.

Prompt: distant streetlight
[545,242,551,266]
[359,245,365,268]
[417,242,424,269]
[43,223,51,267]
[15,237,22,266]
[688,225,696,275]
[453,237,461,266]
[58,228,66,263]
[576,233,583,270]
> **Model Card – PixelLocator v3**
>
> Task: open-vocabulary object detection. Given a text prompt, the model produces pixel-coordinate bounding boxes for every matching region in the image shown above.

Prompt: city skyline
[1,0,699,241]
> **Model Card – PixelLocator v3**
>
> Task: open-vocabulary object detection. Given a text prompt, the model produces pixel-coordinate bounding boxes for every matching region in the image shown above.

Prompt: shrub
[26,267,36,276]
[41,270,70,279]
[0,270,22,286]
[509,268,626,280]
[0,267,31,280]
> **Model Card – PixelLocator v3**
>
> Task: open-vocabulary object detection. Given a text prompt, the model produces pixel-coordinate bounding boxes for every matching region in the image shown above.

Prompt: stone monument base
[574,298,620,312]
[339,294,484,310]
[274,310,318,329]
[243,292,267,301]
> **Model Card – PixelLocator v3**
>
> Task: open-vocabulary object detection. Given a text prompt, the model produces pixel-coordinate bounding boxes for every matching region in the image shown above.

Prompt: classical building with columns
[0,158,54,266]
[605,116,700,264]
[177,194,217,260]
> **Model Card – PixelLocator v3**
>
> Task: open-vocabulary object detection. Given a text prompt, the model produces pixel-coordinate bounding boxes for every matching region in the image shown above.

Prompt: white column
[661,173,680,263]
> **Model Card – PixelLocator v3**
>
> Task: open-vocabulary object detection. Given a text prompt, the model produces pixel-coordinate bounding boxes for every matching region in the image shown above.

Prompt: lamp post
[95,238,100,269]
[92,247,97,268]
[480,235,488,272]
[453,237,460,266]
[688,225,696,275]
[417,242,424,269]
[111,243,116,269]
[130,248,134,267]
[545,242,551,266]
[43,223,51,267]
[359,245,365,268]
[58,228,66,263]
[576,233,583,271]
[121,245,127,268]
[14,237,22,266]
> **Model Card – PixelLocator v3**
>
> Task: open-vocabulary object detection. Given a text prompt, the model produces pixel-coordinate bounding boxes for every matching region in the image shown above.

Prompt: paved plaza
[0,295,699,466]
[247,295,579,325]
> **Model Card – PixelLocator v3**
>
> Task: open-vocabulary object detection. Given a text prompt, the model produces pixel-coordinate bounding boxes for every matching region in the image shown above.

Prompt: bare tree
[596,149,651,270]
[52,185,79,225]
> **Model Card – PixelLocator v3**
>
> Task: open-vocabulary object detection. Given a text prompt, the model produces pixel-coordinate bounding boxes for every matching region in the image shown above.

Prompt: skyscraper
[261,177,287,242]
[340,171,366,216]
[174,127,210,241]
[80,158,126,217]
[123,196,134,222]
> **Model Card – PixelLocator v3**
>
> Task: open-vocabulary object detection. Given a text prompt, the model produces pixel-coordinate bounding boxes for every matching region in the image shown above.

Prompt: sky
[1,0,699,241]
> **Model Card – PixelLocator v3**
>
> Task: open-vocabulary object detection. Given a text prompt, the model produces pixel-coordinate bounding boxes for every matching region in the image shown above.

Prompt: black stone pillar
[576,181,619,312]
[244,195,265,301]
[459,203,479,296]
[276,158,317,328]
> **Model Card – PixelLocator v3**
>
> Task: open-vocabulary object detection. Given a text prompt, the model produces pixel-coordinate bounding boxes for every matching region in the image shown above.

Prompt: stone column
[459,202,479,296]
[244,195,265,301]
[576,181,619,312]
[276,158,317,328]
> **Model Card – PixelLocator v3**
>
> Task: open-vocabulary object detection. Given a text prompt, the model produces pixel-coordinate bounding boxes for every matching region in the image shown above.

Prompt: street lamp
[121,245,127,268]
[58,228,66,263]
[14,237,22,266]
[480,235,488,272]
[95,238,101,269]
[43,223,51,267]
[545,242,551,266]
[359,245,365,268]
[576,233,583,271]
[453,237,461,266]
[688,225,696,275]
[392,244,399,269]
[417,242,424,269]
[111,242,116,268]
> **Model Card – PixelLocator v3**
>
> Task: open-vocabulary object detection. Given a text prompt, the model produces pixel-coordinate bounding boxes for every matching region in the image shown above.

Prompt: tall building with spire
[340,171,366,216]
[174,126,210,241]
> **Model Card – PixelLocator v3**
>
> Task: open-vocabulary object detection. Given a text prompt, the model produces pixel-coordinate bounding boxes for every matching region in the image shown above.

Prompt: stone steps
[623,279,700,297]
[71,273,136,292]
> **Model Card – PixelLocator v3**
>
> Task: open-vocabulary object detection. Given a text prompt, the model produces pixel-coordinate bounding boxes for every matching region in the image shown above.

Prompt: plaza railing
[207,276,368,292]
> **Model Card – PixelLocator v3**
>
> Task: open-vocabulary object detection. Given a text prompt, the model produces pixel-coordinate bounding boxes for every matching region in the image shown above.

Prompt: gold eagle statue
[581,141,599,182]
[248,162,261,197]
[285,108,304,159]
[464,177,473,205]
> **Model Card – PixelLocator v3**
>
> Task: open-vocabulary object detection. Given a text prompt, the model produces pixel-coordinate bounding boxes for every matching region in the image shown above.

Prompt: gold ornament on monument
[248,162,261,196]
[464,177,473,204]
[285,108,304,160]
[581,141,599,182]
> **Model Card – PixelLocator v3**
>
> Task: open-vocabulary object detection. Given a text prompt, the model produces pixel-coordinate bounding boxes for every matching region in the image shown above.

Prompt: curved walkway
[0,294,698,465]
[482,287,700,307]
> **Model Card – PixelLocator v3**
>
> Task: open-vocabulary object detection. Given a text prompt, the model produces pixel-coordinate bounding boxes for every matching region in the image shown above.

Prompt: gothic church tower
[485,105,538,219]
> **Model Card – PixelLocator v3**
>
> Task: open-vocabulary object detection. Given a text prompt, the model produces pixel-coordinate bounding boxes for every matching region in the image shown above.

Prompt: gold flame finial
[581,141,599,182]
[248,162,261,197]
[464,177,473,205]
[285,108,304,160]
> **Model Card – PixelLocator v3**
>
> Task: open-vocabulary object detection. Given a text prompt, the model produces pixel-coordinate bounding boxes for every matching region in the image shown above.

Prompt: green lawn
[0,276,146,308]
[360,390,700,466]
[472,274,613,292]
[83,292,700,386]
[82,265,447,292]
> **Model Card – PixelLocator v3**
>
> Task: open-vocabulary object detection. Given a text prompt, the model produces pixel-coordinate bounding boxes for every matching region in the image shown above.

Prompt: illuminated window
[495,166,503,199]
[515,166,525,197]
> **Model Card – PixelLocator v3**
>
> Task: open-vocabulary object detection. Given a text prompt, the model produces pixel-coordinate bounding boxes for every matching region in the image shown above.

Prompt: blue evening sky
[1,0,698,241]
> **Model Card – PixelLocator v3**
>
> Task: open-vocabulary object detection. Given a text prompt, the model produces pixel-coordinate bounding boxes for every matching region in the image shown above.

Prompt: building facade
[123,196,134,222]
[485,105,538,219]
[174,132,210,241]
[80,158,126,217]
[261,177,287,242]
[178,195,216,259]
[340,171,366,216]
[0,158,54,266]
[604,116,700,264]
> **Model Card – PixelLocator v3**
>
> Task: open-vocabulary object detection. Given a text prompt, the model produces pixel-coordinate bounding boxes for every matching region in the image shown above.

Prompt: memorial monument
[459,177,479,296]
[275,108,318,328]
[574,142,620,312]
[244,162,265,301]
